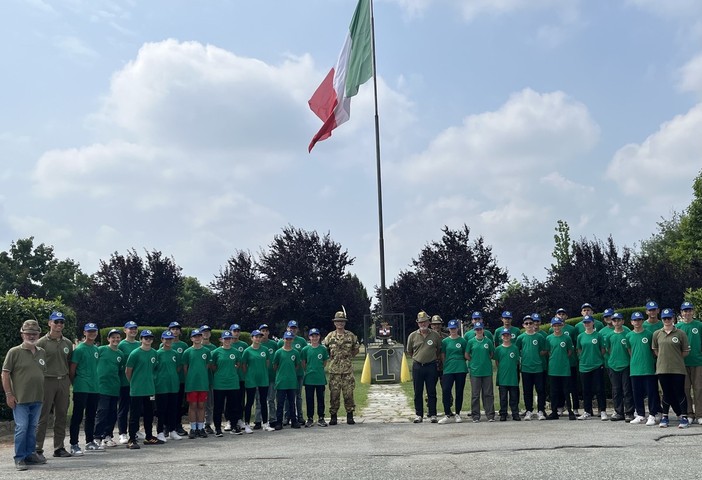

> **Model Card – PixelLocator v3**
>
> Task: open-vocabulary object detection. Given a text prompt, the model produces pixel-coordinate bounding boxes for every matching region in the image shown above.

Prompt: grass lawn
[306,355,369,417]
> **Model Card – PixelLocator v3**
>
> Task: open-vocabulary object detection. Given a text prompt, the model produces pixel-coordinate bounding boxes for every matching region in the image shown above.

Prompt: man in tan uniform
[322,311,360,426]
[35,311,73,460]
[407,311,442,423]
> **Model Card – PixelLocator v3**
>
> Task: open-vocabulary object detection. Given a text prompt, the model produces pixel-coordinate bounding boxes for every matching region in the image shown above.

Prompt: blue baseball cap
[603,308,614,317]
[140,329,154,337]
[251,330,263,337]
[473,322,484,330]
[49,311,65,321]
[161,331,176,340]
[107,328,121,337]
[581,303,593,310]
[168,321,181,329]
[447,319,459,329]
[661,309,674,319]
[531,313,541,322]
[471,311,482,319]
[199,324,211,332]
[500,328,511,335]
[612,313,624,320]
[258,324,269,330]
[646,301,658,310]
[681,301,694,310]
[582,316,594,323]
[84,323,99,332]
[556,308,567,314]
[551,318,564,326]
[631,312,644,321]
[522,315,532,322]
[124,321,138,329]
[501,311,512,319]
[288,320,298,328]
[309,328,321,335]
[229,324,241,331]
[190,329,202,337]
[220,330,233,339]
[283,331,294,339]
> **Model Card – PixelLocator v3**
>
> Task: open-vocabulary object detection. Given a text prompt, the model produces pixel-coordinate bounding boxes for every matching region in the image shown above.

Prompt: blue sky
[1,0,701,299]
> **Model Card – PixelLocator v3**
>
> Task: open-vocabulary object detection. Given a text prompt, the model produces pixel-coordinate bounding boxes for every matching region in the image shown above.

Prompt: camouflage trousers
[329,373,355,414]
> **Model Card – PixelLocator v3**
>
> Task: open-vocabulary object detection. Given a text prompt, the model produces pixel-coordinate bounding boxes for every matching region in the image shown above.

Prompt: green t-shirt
[126,347,157,397]
[576,331,604,373]
[97,346,124,397]
[605,330,631,372]
[242,346,270,388]
[273,348,301,390]
[171,340,189,383]
[71,342,99,393]
[466,337,494,377]
[118,339,141,387]
[262,339,279,382]
[575,319,604,335]
[516,332,546,373]
[600,326,631,363]
[550,324,577,366]
[493,326,521,346]
[211,347,240,390]
[464,329,494,343]
[546,334,573,377]
[278,335,307,377]
[155,348,180,394]
[182,346,212,392]
[626,330,655,376]
[676,320,702,367]
[494,344,519,386]
[441,337,468,374]
[232,340,249,382]
[301,344,329,385]
[643,320,663,334]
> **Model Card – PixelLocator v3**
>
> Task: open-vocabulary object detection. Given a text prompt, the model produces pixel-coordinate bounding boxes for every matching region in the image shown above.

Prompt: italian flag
[308,0,373,152]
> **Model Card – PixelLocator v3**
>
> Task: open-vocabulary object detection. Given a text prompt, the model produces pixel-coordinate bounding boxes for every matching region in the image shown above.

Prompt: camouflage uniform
[323,329,359,415]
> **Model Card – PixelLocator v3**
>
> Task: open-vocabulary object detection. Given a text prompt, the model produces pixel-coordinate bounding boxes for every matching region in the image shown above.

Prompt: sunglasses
[523,322,533,325]
[53,320,65,324]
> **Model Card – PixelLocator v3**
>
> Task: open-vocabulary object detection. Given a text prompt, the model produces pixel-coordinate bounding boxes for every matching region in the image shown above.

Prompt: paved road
[1,419,699,479]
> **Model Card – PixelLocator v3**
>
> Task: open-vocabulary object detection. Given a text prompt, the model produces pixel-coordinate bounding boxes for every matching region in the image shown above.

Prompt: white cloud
[606,103,702,201]
[679,53,702,95]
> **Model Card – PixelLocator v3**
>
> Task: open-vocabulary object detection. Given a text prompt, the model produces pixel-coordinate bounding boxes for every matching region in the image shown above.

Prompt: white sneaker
[537,411,546,421]
[577,412,591,420]
[223,421,232,431]
[136,431,146,440]
[654,413,662,423]
[646,415,657,426]
[102,437,117,448]
[244,424,253,434]
[698,418,702,425]
[438,415,451,424]
[557,407,564,416]
[629,415,645,425]
[262,422,275,432]
[600,411,609,421]
[70,444,84,456]
[85,441,103,452]
[455,414,462,423]
[156,432,168,443]
[118,433,129,445]
[237,419,245,429]
[168,430,183,440]
[523,411,532,421]
[430,416,438,423]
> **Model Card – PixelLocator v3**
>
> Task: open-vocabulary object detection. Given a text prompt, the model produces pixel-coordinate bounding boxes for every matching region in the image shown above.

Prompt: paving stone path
[359,383,415,423]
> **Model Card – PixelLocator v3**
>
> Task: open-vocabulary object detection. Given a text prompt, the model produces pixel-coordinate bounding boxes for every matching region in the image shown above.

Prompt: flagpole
[369,0,387,322]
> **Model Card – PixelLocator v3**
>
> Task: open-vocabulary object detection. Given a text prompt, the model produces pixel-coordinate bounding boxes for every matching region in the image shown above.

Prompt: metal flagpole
[368,0,387,321]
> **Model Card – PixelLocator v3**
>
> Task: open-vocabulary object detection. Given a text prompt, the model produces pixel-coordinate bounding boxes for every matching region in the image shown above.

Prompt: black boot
[347,412,355,425]
[329,414,338,426]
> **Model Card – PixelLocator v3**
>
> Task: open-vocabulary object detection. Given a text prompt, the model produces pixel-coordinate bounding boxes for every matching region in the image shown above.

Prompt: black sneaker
[215,430,223,437]
[188,430,197,439]
[127,440,140,450]
[291,422,301,429]
[253,422,262,430]
[232,427,243,435]
[318,418,328,427]
[176,427,188,436]
[53,447,72,458]
[204,424,215,435]
[274,423,283,431]
[547,412,559,420]
[512,414,521,421]
[568,411,577,421]
[143,437,165,445]
[499,414,507,422]
[197,429,208,438]
[305,419,314,428]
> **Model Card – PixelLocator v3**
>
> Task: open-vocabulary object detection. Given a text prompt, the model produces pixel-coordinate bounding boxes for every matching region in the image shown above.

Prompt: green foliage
[551,220,572,271]
[0,294,75,420]
[0,237,90,305]
[97,327,251,347]
[685,288,702,317]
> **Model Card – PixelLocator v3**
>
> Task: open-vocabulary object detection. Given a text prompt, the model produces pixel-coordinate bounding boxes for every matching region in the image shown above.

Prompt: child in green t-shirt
[466,322,495,422]
[94,328,125,448]
[69,323,101,455]
[495,329,521,421]
[211,330,244,436]
[241,330,272,433]
[546,319,575,420]
[125,330,160,449]
[155,330,181,442]
[274,331,301,430]
[182,329,212,439]
[301,328,329,427]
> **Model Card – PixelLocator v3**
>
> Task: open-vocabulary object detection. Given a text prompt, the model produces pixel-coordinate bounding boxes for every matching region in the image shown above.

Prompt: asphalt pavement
[1,418,699,479]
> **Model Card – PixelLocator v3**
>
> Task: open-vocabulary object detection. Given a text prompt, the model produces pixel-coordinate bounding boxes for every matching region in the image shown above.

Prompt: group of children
[68,319,331,452]
[436,301,701,429]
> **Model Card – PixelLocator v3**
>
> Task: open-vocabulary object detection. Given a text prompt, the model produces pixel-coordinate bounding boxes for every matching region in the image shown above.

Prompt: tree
[211,250,264,331]
[179,276,218,327]
[0,237,90,305]
[381,225,508,334]
[551,220,572,271]
[77,249,183,326]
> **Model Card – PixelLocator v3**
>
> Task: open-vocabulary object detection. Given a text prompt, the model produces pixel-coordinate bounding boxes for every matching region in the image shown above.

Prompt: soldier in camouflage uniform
[322,311,360,425]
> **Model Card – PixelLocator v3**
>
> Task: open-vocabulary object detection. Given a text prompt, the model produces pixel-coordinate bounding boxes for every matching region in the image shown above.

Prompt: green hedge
[537,306,646,333]
[0,294,75,420]
[98,327,252,348]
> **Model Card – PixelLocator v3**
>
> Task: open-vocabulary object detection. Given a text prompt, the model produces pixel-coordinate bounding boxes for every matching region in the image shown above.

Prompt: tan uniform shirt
[2,344,46,403]
[36,334,73,378]
[652,327,690,375]
[406,329,442,364]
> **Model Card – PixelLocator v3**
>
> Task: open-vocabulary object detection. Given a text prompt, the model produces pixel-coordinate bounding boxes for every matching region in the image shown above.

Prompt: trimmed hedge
[537,306,646,333]
[97,327,252,348]
[0,294,75,420]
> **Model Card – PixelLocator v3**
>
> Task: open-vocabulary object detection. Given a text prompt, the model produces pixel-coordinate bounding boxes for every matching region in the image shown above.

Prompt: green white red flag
[308,0,373,152]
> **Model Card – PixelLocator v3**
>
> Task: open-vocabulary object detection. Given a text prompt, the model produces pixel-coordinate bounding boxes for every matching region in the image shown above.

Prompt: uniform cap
[288,320,299,327]
[630,312,644,321]
[84,323,99,331]
[681,301,694,310]
[471,311,483,319]
[107,329,122,337]
[603,308,614,317]
[501,311,512,319]
[551,318,564,326]
[431,315,443,325]
[661,309,674,319]
[581,303,593,310]
[612,313,624,320]
[582,316,594,323]
[124,321,138,329]
[20,319,41,333]
[161,331,176,340]
[473,322,484,330]
[251,330,263,337]
[168,321,181,329]
[416,311,431,322]
[556,308,567,314]
[49,311,65,321]
[283,331,294,339]
[190,329,202,337]
[309,328,320,335]
[140,329,154,338]
[220,330,233,339]
[646,301,658,310]
[199,324,211,332]
[229,324,241,331]
[531,313,541,322]
[500,328,511,335]
[522,315,532,322]
[447,320,459,329]
[258,324,269,330]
